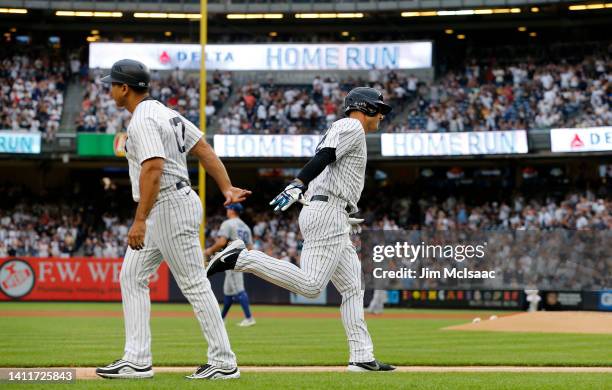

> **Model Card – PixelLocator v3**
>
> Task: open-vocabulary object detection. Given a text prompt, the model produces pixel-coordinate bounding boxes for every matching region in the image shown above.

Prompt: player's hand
[348,217,364,235]
[128,219,146,250]
[223,186,252,206]
[270,180,308,212]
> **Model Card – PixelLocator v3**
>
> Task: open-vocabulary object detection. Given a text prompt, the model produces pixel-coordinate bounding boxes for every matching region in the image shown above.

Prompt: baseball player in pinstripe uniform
[205,203,255,327]
[208,87,396,372]
[95,59,251,380]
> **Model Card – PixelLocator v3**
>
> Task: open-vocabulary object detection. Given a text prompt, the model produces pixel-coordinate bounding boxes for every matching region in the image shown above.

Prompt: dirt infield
[49,366,608,379]
[0,310,511,320]
[445,311,612,334]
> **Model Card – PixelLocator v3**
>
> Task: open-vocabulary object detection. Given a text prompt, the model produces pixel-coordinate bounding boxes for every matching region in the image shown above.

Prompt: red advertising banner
[0,257,169,302]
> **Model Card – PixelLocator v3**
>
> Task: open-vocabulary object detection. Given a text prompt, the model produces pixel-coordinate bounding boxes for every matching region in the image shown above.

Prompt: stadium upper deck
[0,0,586,14]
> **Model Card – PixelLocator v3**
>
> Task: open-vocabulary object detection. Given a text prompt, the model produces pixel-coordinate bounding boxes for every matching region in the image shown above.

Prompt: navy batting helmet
[344,87,392,117]
[101,59,150,88]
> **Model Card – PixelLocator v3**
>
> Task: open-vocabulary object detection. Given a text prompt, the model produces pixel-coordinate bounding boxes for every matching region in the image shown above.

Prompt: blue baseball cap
[225,203,243,213]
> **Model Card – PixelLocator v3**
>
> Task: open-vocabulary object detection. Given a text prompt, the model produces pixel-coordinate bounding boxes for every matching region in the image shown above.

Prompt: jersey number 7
[170,116,186,153]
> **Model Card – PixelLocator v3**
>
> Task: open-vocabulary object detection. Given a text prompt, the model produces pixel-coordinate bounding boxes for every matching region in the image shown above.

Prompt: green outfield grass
[2,373,612,390]
[0,302,611,367]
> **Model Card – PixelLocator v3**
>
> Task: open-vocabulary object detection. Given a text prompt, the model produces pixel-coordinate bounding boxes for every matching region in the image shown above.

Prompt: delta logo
[159,51,171,65]
[157,48,234,67]
[570,134,584,149]
[158,49,202,66]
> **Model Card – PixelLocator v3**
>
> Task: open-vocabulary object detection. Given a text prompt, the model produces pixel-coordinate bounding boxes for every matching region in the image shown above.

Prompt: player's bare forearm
[135,157,164,222]
[205,236,228,256]
[190,139,232,192]
[190,139,252,204]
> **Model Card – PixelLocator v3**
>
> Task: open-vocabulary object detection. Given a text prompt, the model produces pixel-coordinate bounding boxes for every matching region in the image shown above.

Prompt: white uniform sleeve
[316,119,362,160]
[130,109,166,165]
[179,114,204,153]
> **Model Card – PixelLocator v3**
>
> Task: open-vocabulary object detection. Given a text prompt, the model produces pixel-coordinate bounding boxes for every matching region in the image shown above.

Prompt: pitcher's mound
[444,311,612,334]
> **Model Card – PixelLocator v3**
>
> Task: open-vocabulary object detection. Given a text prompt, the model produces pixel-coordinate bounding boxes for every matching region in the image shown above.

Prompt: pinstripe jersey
[125,99,203,202]
[305,118,366,213]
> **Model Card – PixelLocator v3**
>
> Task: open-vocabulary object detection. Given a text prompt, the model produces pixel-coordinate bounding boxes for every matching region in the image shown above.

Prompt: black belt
[176,180,190,190]
[310,195,351,213]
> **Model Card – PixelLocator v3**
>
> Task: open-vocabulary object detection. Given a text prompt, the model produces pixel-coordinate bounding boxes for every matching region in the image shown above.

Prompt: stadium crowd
[215,69,413,135]
[75,69,232,133]
[391,55,611,132]
[0,53,67,141]
[1,186,610,259]
[0,201,129,258]
[2,43,608,138]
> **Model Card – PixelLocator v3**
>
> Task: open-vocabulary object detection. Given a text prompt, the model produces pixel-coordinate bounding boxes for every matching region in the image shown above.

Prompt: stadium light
[445,29,454,34]
[457,34,466,39]
[269,31,278,37]
[164,31,172,37]
[529,32,537,37]
[133,12,201,19]
[56,11,122,17]
[226,14,283,19]
[518,26,527,32]
[401,8,520,17]
[295,13,364,19]
[341,31,349,37]
[531,7,540,12]
[569,3,612,11]
[0,8,27,14]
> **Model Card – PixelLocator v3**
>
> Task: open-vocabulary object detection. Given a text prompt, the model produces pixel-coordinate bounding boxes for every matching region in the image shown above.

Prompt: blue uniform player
[205,203,255,327]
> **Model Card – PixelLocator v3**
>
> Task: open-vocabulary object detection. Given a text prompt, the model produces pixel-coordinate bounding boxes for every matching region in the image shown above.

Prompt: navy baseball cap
[225,203,243,213]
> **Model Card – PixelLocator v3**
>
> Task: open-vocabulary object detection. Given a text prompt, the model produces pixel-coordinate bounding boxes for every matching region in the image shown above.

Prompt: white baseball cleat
[237,318,256,327]
[95,359,154,379]
[186,364,240,380]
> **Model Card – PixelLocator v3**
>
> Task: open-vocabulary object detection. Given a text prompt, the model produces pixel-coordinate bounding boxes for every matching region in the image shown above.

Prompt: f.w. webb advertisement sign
[0,258,169,301]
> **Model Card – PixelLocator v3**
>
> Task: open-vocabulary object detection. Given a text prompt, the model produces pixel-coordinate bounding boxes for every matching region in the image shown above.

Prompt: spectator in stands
[77,70,232,133]
[394,54,610,133]
[216,69,411,135]
[0,53,66,140]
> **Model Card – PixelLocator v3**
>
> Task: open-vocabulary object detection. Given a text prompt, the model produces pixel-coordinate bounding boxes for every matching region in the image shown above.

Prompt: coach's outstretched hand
[270,179,308,212]
[223,186,252,206]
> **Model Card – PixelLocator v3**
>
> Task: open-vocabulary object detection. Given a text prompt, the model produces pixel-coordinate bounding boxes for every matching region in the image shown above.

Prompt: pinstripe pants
[235,201,374,362]
[120,186,236,368]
